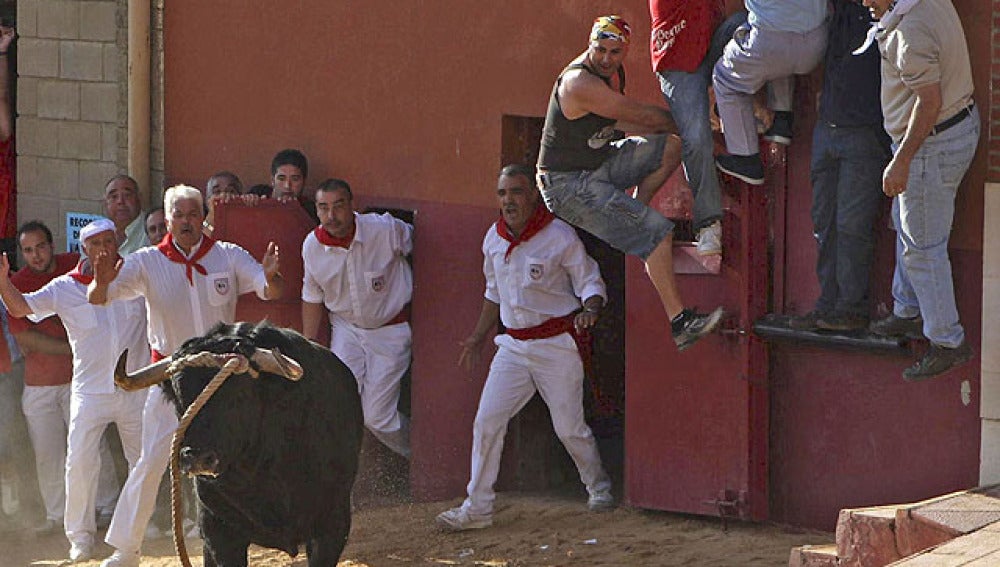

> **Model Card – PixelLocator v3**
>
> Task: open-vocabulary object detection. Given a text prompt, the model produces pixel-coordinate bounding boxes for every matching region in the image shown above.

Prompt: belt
[383,304,410,327]
[506,313,575,341]
[931,103,974,136]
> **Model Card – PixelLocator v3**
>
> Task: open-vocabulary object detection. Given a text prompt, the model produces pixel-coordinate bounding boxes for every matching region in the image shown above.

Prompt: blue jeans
[891,106,980,347]
[810,123,890,315]
[539,135,673,260]
[657,12,746,230]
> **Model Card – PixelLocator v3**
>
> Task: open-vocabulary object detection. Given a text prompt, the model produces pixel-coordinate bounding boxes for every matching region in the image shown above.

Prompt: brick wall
[15,0,122,249]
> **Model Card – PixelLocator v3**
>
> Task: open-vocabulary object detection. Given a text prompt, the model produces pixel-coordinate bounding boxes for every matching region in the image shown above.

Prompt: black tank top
[537,63,625,172]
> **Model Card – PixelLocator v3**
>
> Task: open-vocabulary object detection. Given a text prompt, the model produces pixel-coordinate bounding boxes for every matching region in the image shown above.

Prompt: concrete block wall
[984,0,1000,485]
[16,0,123,250]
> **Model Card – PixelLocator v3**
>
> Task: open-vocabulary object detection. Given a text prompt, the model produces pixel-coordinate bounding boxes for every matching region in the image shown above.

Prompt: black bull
[159,321,362,566]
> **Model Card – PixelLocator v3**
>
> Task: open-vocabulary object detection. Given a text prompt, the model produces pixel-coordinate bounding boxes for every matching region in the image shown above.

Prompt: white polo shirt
[26,277,149,394]
[482,218,606,330]
[106,238,269,355]
[302,212,413,329]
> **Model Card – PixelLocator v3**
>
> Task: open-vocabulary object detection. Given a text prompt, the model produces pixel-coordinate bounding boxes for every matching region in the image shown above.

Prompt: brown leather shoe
[903,342,974,382]
[787,311,826,331]
[816,312,869,332]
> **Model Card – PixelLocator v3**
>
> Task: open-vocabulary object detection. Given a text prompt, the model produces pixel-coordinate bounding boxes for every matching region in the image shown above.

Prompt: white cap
[79,218,116,243]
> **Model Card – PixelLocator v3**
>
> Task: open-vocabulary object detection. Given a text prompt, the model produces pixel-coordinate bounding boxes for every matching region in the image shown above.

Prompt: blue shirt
[746,0,828,33]
[818,0,885,127]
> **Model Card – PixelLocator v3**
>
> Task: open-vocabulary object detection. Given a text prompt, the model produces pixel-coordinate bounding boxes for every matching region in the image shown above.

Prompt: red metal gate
[623,145,782,522]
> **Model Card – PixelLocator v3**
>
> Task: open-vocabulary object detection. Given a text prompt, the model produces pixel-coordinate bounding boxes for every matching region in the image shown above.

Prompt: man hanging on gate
[436,164,613,532]
[536,15,723,351]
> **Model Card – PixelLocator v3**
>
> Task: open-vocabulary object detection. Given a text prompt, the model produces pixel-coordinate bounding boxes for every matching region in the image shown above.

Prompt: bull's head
[116,346,304,477]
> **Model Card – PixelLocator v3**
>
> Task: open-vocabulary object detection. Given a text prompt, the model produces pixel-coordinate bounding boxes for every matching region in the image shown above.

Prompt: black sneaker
[672,307,725,351]
[787,311,826,331]
[716,154,764,185]
[816,312,869,332]
[903,342,974,382]
[763,111,793,145]
[870,314,923,338]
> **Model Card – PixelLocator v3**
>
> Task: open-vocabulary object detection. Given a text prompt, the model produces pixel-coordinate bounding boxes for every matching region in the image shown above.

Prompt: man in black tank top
[536,16,723,352]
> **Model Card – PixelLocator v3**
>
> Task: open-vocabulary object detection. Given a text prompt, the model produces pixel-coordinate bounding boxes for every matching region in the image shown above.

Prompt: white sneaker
[696,221,722,256]
[587,490,615,512]
[69,542,94,562]
[435,506,492,531]
[101,548,141,567]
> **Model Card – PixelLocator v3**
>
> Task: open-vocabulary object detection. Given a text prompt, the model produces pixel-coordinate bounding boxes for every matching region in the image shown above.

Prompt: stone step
[788,543,838,567]
[887,520,1000,565]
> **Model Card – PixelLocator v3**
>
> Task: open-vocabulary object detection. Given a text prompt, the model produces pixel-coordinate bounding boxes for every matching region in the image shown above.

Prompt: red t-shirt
[9,252,80,386]
[649,0,724,73]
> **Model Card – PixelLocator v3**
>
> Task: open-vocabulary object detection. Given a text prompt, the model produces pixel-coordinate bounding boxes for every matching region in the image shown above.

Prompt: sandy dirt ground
[1,492,830,567]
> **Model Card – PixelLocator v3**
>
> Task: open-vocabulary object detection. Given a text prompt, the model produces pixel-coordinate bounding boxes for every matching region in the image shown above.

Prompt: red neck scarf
[158,233,216,286]
[314,224,355,249]
[67,256,113,285]
[496,203,555,261]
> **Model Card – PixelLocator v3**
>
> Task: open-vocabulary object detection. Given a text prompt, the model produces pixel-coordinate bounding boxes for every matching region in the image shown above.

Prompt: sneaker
[787,311,826,332]
[816,312,869,332]
[672,307,725,352]
[69,542,94,563]
[587,491,615,512]
[101,548,141,567]
[696,221,722,256]
[763,111,793,145]
[435,507,492,532]
[903,342,974,382]
[870,314,923,338]
[34,518,62,536]
[716,153,765,185]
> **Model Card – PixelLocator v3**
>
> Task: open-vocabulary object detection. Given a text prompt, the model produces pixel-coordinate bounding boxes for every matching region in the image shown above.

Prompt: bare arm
[0,253,32,318]
[261,241,284,300]
[13,329,71,356]
[302,300,325,342]
[560,70,677,134]
[457,299,501,372]
[882,82,942,197]
[0,26,15,142]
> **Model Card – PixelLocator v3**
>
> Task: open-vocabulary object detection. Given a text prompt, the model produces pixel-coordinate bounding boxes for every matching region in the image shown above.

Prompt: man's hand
[263,241,280,277]
[0,25,16,53]
[883,156,910,197]
[92,249,121,286]
[0,251,10,280]
[574,310,599,334]
[457,334,486,372]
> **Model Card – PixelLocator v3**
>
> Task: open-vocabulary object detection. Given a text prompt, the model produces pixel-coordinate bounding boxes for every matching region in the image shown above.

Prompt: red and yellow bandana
[590,15,631,45]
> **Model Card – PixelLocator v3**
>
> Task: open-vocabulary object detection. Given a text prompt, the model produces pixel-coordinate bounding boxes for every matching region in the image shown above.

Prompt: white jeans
[462,333,610,516]
[331,319,411,458]
[21,384,70,522]
[65,389,145,546]
[105,387,176,553]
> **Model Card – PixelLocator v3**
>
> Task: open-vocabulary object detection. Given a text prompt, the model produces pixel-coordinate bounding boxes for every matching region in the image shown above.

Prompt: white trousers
[462,333,610,516]
[105,387,176,553]
[21,384,70,522]
[65,389,145,546]
[331,319,411,458]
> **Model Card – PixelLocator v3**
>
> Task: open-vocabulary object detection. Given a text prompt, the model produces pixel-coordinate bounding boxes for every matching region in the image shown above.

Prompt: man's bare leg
[645,235,684,319]
[635,135,683,205]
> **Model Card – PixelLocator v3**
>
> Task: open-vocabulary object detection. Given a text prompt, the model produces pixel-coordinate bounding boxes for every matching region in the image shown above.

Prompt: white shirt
[26,277,149,394]
[482,218,606,330]
[107,238,269,355]
[302,212,413,330]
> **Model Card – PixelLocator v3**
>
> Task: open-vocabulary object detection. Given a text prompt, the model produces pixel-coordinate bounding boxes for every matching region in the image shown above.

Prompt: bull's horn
[114,350,173,391]
[250,348,303,381]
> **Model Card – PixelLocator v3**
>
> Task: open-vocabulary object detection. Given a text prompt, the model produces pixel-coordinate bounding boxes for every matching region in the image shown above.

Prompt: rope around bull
[168,354,258,567]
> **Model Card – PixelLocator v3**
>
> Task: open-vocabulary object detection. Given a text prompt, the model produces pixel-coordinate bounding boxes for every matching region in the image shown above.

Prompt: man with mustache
[87,185,283,567]
[301,178,413,459]
[537,15,723,351]
[437,164,612,531]
[0,219,147,563]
